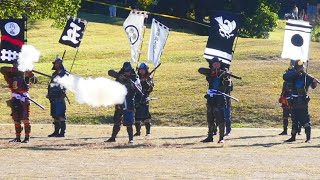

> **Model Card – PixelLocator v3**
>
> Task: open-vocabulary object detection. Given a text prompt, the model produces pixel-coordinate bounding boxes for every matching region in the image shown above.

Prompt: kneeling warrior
[47,57,69,137]
[134,63,154,137]
[199,57,232,143]
[0,63,37,143]
[284,60,317,143]
[106,62,139,143]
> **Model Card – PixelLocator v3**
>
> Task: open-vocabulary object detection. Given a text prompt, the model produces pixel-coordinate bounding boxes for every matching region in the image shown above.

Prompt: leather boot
[48,122,60,137]
[57,121,66,137]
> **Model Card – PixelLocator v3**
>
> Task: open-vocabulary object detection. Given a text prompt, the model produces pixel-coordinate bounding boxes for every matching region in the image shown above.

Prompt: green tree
[241,0,280,38]
[0,0,81,27]
[151,0,279,38]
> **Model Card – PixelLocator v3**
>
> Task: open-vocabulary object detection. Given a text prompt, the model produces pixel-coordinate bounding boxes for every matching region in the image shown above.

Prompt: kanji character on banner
[59,16,88,49]
[147,18,169,67]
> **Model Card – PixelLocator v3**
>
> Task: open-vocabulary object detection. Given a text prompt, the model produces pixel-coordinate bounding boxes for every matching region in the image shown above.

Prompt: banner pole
[24,2,28,44]
[232,29,240,55]
[69,49,79,73]
[62,50,66,59]
[136,24,146,70]
[68,21,88,73]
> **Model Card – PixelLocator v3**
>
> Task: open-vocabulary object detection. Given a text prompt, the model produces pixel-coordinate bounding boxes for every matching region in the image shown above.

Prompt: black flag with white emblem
[281,19,312,62]
[59,16,87,49]
[0,19,26,63]
[204,11,241,66]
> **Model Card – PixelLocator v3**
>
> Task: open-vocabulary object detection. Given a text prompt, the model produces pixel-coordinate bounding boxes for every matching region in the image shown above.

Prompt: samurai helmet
[139,62,149,70]
[52,57,66,70]
[294,60,304,69]
[207,57,222,68]
[122,61,133,72]
[289,59,296,69]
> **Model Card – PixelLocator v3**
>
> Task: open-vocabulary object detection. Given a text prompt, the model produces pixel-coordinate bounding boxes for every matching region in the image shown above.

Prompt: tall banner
[0,19,26,63]
[204,11,241,66]
[123,10,148,63]
[148,18,169,67]
[59,16,88,49]
[281,19,312,62]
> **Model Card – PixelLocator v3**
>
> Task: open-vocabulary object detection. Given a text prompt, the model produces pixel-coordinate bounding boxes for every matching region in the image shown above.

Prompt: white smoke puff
[18,45,41,72]
[55,75,127,107]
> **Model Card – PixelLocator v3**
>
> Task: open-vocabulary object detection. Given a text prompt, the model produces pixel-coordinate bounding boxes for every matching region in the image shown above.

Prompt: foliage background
[0,0,81,27]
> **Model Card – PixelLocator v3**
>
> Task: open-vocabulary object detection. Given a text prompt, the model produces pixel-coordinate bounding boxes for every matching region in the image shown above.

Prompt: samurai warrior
[199,57,232,143]
[134,63,154,137]
[278,60,296,135]
[284,60,317,143]
[106,62,139,143]
[0,62,37,143]
[47,57,69,137]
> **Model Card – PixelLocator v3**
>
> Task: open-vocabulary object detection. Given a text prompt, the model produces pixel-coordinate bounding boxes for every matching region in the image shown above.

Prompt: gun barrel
[32,69,52,78]
[150,63,161,75]
[28,97,45,110]
[305,73,320,84]
[221,70,242,80]
[15,93,45,110]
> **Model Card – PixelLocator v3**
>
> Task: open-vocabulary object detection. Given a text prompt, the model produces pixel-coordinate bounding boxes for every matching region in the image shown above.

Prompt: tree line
[2,0,318,38]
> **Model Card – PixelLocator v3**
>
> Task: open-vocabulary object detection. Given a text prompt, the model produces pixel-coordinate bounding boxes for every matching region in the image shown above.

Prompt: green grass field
[1,12,320,127]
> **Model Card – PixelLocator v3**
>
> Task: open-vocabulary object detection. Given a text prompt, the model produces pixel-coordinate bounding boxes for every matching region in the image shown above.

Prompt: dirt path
[0,124,319,179]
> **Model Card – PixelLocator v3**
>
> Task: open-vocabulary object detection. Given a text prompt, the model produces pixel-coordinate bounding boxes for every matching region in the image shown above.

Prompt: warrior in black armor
[106,62,139,143]
[284,60,317,143]
[199,57,232,143]
[134,63,154,137]
[278,60,295,135]
[47,57,69,137]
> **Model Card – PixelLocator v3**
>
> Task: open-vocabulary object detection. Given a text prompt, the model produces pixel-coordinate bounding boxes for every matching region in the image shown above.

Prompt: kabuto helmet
[139,62,149,71]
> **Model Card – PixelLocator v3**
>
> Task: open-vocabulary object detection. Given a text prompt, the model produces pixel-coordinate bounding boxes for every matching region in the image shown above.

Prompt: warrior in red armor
[0,62,37,143]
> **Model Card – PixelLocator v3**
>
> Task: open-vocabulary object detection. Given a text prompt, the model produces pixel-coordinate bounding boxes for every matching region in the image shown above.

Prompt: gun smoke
[55,75,127,107]
[18,45,41,72]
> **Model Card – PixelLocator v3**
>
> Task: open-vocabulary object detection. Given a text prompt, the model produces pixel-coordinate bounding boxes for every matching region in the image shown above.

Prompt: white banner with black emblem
[123,10,148,63]
[281,20,312,62]
[148,18,169,66]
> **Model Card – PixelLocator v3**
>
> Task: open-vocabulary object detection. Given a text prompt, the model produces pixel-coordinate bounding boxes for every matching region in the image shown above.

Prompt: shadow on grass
[193,142,283,149]
[105,142,199,149]
[63,137,107,141]
[227,135,277,140]
[311,136,320,139]
[295,145,320,148]
[30,136,108,142]
[191,145,224,149]
[105,143,156,149]
[20,147,68,151]
[18,142,103,151]
[0,138,13,140]
[161,142,198,148]
[230,142,283,148]
[160,135,205,140]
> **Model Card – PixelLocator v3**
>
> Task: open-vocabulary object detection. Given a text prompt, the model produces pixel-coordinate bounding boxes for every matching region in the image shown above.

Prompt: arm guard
[198,67,210,76]
[145,77,154,94]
